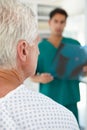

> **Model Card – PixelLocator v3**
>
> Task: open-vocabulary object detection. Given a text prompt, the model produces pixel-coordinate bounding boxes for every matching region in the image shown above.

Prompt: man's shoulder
[0,84,79,130]
[63,37,80,45]
[0,84,75,115]
[0,84,73,113]
[0,84,70,111]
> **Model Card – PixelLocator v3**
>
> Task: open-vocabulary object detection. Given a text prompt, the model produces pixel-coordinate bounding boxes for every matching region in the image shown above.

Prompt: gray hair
[0,0,38,69]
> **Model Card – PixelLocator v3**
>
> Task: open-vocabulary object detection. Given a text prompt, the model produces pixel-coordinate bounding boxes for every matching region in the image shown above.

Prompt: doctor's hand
[30,73,54,84]
[82,66,87,76]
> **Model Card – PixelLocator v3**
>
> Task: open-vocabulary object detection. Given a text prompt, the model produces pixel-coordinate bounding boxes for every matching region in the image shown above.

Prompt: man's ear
[17,40,28,62]
[48,20,51,25]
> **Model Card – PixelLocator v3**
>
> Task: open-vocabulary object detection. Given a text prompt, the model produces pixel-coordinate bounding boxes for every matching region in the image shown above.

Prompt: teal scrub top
[37,37,80,105]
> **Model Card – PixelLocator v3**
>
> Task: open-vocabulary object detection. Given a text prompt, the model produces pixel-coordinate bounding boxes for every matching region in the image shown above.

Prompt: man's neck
[0,79,20,98]
[48,34,63,48]
[0,69,23,98]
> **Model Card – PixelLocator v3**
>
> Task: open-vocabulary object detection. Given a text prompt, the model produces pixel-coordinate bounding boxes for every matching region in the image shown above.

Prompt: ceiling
[21,0,85,16]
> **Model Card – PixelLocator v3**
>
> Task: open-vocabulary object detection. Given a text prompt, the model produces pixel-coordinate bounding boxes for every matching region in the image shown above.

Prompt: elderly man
[0,0,79,130]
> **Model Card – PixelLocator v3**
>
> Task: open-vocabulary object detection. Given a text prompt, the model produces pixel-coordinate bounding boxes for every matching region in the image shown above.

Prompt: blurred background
[22,0,87,129]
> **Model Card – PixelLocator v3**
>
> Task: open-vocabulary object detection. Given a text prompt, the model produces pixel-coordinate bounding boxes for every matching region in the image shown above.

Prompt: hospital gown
[0,84,79,130]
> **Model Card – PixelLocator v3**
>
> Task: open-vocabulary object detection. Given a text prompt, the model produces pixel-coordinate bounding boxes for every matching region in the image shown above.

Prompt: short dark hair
[49,8,68,19]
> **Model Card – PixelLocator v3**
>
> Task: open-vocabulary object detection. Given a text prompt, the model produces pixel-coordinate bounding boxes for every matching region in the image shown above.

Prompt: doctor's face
[49,13,66,36]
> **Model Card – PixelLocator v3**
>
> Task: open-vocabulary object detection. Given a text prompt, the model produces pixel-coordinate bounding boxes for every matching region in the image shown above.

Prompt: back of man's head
[0,0,38,69]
